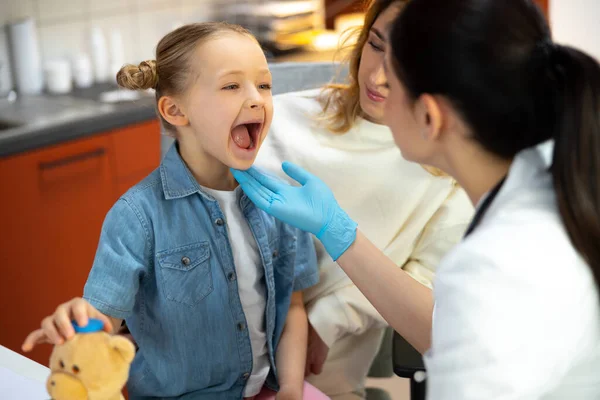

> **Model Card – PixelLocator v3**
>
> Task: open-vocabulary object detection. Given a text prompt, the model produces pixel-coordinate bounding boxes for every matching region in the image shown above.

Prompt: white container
[108,30,125,80]
[72,53,94,89]
[90,26,109,83]
[7,18,44,95]
[0,31,14,95]
[44,59,72,94]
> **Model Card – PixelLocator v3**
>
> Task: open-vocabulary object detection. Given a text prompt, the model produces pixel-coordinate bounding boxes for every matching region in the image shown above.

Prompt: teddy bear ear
[109,335,136,364]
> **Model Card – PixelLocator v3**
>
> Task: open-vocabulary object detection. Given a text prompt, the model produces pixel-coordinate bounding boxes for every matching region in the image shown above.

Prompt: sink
[0,119,22,131]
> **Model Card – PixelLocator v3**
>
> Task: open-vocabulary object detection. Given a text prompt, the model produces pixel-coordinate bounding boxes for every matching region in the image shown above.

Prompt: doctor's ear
[416,94,443,141]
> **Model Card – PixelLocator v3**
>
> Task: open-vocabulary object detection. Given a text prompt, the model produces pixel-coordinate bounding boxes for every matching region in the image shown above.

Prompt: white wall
[550,0,600,61]
[0,0,216,66]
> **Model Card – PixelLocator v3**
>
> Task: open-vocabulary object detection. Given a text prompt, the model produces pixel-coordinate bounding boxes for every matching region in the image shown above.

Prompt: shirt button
[242,372,250,380]
[181,256,191,266]
[237,322,246,331]
[215,218,224,226]
[228,272,236,281]
[272,249,278,258]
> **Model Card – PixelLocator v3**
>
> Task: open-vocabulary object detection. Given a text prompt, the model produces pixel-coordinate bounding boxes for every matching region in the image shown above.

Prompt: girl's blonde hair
[116,22,254,133]
[319,0,446,177]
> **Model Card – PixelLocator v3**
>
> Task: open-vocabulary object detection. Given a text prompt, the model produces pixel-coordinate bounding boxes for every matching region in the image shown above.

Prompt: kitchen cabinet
[112,120,162,196]
[0,120,160,367]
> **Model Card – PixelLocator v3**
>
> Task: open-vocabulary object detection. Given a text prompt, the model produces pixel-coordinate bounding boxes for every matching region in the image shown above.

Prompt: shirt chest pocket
[157,241,213,306]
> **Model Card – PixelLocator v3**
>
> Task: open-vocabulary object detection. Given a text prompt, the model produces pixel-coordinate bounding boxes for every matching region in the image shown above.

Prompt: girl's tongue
[231,124,252,149]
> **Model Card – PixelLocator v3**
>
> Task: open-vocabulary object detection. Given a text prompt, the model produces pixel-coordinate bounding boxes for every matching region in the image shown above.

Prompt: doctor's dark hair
[390,0,600,289]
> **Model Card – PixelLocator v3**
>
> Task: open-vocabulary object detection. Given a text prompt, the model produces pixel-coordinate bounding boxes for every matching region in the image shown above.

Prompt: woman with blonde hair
[255,0,473,398]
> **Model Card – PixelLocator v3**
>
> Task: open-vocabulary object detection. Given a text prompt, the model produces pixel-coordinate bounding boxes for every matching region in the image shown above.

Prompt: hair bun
[116,60,158,90]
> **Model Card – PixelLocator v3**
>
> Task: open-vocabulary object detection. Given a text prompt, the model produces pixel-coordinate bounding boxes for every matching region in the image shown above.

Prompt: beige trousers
[306,327,386,400]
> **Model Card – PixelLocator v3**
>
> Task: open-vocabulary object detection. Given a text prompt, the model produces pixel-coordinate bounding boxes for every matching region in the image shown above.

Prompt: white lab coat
[425,140,600,399]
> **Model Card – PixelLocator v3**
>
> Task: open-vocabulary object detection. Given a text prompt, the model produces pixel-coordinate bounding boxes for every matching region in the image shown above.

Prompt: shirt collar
[160,143,204,200]
[468,139,554,230]
[159,143,254,209]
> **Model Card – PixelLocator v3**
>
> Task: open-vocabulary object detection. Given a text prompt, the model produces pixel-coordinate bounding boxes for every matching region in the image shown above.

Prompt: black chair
[365,328,394,400]
[392,332,427,400]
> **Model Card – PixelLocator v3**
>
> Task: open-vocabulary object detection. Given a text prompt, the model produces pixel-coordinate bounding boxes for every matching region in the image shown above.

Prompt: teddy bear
[46,319,135,400]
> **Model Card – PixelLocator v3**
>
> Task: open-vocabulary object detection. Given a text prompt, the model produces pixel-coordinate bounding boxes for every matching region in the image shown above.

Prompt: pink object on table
[251,382,330,400]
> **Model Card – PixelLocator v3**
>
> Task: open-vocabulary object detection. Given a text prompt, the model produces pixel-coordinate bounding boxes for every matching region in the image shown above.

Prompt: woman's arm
[276,291,308,399]
[338,231,434,353]
[308,185,472,355]
[231,163,464,354]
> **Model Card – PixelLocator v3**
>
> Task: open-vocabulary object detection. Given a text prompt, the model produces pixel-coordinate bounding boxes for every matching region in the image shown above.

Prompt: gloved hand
[231,162,357,261]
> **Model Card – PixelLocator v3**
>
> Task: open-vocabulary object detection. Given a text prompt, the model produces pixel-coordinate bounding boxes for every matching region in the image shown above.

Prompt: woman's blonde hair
[116,22,254,134]
[320,0,446,177]
[319,0,406,134]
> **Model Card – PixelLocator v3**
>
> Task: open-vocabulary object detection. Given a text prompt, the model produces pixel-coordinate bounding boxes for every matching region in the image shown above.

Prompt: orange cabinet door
[110,120,162,197]
[0,132,116,366]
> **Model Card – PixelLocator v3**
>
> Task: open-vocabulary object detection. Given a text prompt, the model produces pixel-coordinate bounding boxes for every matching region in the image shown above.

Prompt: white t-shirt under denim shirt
[425,140,600,399]
[203,186,270,397]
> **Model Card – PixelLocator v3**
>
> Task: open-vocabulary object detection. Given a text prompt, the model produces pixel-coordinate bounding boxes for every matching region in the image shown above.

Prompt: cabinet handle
[38,148,106,171]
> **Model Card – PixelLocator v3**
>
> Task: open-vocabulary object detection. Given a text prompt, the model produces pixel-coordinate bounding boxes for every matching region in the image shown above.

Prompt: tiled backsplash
[0,0,221,90]
[0,0,327,94]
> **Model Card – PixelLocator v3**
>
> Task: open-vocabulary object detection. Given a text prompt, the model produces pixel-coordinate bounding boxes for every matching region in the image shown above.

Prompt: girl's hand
[21,297,114,352]
[305,323,329,377]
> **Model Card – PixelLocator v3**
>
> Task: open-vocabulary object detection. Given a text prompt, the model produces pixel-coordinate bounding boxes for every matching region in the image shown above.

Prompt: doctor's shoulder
[443,190,585,287]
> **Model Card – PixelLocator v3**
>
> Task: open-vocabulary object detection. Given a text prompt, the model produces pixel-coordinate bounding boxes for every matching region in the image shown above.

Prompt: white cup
[44,59,72,94]
[72,54,94,89]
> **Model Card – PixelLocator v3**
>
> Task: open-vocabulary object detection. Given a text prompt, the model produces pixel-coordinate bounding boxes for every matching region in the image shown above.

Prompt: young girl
[21,22,324,400]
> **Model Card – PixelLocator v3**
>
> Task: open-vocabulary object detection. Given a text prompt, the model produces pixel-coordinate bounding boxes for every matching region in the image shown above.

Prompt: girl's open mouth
[231,122,262,150]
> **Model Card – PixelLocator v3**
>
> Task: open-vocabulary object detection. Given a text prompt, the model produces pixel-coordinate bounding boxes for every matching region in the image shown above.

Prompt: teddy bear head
[46,327,135,400]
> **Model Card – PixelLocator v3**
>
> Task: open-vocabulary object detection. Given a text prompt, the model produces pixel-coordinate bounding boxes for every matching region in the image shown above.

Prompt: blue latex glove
[231,162,357,261]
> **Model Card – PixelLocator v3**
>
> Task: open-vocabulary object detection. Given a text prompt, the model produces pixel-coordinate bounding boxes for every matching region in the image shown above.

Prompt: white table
[0,344,49,397]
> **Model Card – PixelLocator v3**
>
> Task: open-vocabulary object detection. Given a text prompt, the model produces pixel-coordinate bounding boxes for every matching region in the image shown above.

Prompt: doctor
[232,0,600,398]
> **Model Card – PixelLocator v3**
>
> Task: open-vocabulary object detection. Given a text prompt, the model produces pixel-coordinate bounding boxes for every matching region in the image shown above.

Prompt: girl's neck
[178,143,238,191]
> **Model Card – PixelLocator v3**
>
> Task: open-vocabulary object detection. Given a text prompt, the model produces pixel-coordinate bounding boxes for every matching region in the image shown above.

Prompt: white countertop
[0,344,49,398]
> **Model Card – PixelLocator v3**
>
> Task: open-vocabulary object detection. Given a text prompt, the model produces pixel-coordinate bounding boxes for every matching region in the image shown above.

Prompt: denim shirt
[83,144,318,400]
